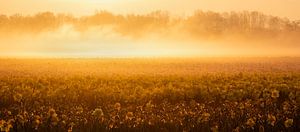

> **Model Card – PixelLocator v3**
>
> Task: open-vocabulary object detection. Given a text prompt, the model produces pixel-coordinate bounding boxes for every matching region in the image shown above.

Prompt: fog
[0,11,299,57]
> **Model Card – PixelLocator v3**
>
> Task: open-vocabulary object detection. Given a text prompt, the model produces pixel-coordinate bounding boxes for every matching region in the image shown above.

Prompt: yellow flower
[67,122,75,132]
[289,92,296,100]
[233,127,240,132]
[146,101,154,110]
[246,118,256,128]
[109,123,114,129]
[13,93,22,102]
[7,111,12,116]
[282,102,290,111]
[68,126,73,132]
[211,125,219,132]
[17,114,25,124]
[76,106,84,114]
[33,119,40,129]
[259,125,264,132]
[114,103,121,111]
[201,112,210,122]
[92,108,104,117]
[51,115,59,126]
[0,120,13,132]
[239,104,245,110]
[267,114,276,126]
[0,120,5,128]
[271,90,279,99]
[61,114,68,120]
[125,112,134,120]
[48,108,59,126]
[284,119,293,128]
[48,108,56,117]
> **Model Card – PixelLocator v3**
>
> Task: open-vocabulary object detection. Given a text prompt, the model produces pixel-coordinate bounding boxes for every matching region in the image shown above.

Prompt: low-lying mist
[0,10,299,57]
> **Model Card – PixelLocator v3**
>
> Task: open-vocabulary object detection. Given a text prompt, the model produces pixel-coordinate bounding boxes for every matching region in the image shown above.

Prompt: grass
[0,58,299,131]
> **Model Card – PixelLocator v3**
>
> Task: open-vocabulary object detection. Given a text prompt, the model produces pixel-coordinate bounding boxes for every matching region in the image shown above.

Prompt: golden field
[0,58,300,131]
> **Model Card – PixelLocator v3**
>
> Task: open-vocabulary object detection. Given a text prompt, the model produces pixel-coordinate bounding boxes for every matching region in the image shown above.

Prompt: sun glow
[0,1,299,131]
[72,0,124,4]
[0,0,299,57]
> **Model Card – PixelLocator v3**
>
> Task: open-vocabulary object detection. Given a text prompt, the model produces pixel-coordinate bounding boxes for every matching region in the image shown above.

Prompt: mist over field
[1,1,300,131]
[1,11,300,57]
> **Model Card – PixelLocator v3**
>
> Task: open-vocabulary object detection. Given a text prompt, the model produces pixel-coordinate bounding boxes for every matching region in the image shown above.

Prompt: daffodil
[271,90,279,99]
[267,114,276,126]
[92,108,104,117]
[284,119,293,128]
[114,103,121,111]
[246,118,256,128]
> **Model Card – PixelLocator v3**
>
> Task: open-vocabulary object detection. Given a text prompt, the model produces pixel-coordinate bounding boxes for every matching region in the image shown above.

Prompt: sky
[0,0,300,20]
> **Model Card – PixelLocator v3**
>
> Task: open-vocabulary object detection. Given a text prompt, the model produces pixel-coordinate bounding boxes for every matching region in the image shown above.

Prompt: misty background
[0,10,300,57]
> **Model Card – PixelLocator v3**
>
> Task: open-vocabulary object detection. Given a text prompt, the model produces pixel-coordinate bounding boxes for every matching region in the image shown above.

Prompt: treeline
[0,10,300,39]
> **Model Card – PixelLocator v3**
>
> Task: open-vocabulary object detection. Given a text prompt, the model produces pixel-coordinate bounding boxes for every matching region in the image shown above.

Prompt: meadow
[0,58,299,131]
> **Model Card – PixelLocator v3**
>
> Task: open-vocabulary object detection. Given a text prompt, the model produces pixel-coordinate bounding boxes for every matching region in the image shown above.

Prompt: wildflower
[267,114,276,126]
[189,100,197,106]
[288,92,295,100]
[114,103,121,111]
[34,115,41,120]
[92,108,104,117]
[230,111,235,119]
[61,114,68,121]
[136,117,143,124]
[83,118,88,125]
[0,120,13,132]
[0,120,5,129]
[61,120,66,126]
[109,123,114,129]
[203,112,210,121]
[48,108,56,117]
[7,111,12,116]
[284,119,293,128]
[246,118,256,128]
[125,112,134,120]
[263,90,271,98]
[48,108,59,126]
[161,119,166,124]
[244,101,252,108]
[260,102,265,108]
[68,127,73,132]
[6,124,13,132]
[13,93,22,102]
[146,101,154,110]
[51,114,59,126]
[271,90,279,99]
[259,125,264,132]
[148,120,154,126]
[211,125,219,132]
[33,119,40,130]
[68,122,75,132]
[69,122,75,128]
[233,127,240,132]
[239,103,245,110]
[16,114,25,124]
[282,102,290,111]
[76,106,84,114]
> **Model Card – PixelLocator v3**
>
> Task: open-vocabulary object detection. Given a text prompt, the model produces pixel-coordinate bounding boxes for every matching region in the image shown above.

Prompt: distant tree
[1,10,300,39]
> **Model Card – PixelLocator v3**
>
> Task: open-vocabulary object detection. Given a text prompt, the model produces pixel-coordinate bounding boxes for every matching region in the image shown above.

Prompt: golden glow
[1,0,300,19]
[0,0,299,57]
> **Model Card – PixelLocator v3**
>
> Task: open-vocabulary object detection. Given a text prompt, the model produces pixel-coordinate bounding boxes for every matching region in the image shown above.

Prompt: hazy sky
[0,0,299,19]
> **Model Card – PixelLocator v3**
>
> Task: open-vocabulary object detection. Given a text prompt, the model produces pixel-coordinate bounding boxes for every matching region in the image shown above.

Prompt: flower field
[0,58,299,132]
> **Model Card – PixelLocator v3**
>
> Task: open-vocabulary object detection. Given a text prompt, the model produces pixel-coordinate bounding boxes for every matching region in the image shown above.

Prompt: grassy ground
[0,58,299,131]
